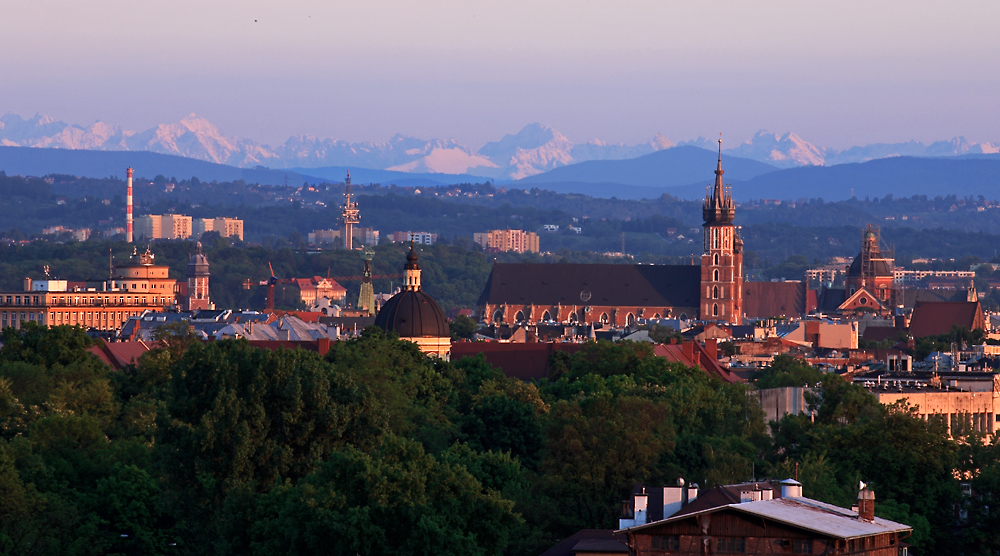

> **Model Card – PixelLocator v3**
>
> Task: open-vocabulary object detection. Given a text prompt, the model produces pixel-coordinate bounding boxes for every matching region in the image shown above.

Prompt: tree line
[2,326,999,554]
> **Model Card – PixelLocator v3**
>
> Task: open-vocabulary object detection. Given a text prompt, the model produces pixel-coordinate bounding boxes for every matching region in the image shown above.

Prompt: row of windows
[1,295,173,307]
[0,310,142,328]
[648,536,812,554]
[495,309,684,324]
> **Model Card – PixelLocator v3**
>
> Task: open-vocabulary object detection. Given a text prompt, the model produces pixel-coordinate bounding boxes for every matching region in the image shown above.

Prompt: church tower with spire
[701,137,743,324]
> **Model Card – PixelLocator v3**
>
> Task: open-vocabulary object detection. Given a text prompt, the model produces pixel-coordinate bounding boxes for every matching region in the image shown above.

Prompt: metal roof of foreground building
[618,496,911,540]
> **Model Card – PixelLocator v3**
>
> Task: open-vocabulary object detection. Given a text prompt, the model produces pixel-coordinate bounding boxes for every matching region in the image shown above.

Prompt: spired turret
[703,138,735,225]
[357,247,376,315]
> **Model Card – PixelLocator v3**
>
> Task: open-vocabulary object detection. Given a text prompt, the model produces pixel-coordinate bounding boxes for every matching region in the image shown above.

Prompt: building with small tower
[840,225,896,313]
[185,242,213,311]
[374,244,451,358]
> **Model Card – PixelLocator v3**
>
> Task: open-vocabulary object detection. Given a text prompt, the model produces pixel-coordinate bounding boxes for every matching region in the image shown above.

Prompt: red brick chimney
[858,488,875,522]
[705,339,718,360]
[317,337,331,357]
[682,339,694,362]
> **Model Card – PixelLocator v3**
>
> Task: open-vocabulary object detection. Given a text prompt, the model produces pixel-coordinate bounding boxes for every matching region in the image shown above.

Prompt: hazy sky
[2,1,998,149]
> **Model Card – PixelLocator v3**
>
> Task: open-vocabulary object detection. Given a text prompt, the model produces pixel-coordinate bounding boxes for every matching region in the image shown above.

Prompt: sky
[2,1,998,150]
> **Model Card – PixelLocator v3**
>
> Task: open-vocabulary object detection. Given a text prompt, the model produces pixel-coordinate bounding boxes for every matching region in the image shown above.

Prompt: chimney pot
[780,478,802,498]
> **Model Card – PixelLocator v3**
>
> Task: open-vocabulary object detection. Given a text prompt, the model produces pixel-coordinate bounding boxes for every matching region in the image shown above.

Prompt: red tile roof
[450,342,584,381]
[88,339,160,370]
[908,301,986,338]
[654,340,743,383]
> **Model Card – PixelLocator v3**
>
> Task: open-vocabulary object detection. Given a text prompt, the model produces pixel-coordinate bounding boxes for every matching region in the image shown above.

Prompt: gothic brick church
[479,141,807,326]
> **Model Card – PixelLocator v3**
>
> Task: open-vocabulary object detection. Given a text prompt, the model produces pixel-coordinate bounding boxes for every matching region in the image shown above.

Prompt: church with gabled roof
[478,139,809,327]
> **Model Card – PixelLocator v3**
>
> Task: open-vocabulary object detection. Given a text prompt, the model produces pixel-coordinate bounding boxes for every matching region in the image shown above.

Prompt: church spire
[714,135,725,206]
[703,134,734,225]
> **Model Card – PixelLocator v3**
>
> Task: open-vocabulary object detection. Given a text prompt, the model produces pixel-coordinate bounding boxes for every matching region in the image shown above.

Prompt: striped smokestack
[126,167,133,243]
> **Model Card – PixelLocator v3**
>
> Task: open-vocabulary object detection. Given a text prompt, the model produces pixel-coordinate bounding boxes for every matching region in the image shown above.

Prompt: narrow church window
[713,304,719,317]
[713,269,720,281]
[627,313,635,326]
[714,253,719,265]
[713,286,719,299]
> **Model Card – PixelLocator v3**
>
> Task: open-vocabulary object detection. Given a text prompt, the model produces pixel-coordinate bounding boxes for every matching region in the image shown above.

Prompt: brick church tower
[701,138,743,324]
[185,241,213,311]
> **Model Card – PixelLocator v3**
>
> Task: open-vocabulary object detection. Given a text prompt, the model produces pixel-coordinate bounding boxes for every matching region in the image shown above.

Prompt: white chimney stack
[126,167,134,243]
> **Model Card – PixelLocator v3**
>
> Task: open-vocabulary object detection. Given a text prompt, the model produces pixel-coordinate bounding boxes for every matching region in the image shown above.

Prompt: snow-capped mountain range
[1,112,997,180]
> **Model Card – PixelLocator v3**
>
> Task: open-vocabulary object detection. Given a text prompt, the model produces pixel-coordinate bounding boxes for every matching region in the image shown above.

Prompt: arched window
[713,303,719,317]
[713,269,720,281]
[679,312,688,320]
[515,310,525,322]
[600,312,610,324]
[627,313,635,326]
[713,253,719,265]
[713,286,719,299]
[542,311,552,321]
[714,229,720,249]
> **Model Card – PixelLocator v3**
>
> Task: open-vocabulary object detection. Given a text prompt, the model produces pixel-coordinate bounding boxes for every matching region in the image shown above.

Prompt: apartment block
[392,231,437,245]
[308,227,378,246]
[473,229,540,253]
[136,214,193,240]
[194,217,244,241]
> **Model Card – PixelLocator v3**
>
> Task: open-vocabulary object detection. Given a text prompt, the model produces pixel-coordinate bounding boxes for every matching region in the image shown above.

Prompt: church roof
[908,301,985,338]
[374,246,449,338]
[374,289,450,338]
[847,254,893,278]
[743,281,808,319]
[477,263,700,309]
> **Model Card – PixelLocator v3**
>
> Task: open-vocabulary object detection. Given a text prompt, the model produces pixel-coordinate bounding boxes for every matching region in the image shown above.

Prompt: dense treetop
[1,324,998,554]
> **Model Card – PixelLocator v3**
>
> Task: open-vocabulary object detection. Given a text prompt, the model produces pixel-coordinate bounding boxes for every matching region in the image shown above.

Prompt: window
[714,253,720,265]
[627,313,635,326]
[515,310,525,322]
[542,311,552,321]
[600,312,610,324]
[716,538,745,553]
[651,535,681,550]
[792,539,812,554]
[713,303,719,317]
[713,286,719,299]
[713,269,720,281]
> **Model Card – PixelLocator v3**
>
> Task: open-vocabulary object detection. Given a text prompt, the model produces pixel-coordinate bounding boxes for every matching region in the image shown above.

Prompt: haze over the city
[2,0,998,151]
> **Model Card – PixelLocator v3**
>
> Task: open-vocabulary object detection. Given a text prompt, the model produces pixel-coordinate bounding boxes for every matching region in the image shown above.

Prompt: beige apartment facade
[473,229,540,253]
[135,214,194,240]
[194,217,245,241]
